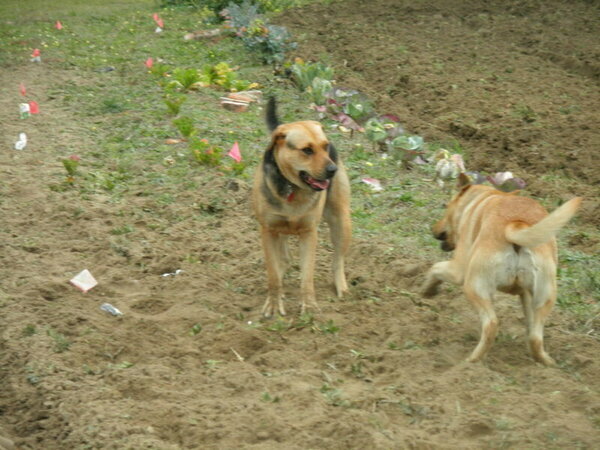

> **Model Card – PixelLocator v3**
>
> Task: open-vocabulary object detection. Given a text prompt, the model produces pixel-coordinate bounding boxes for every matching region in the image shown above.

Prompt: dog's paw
[261,296,285,318]
[421,284,440,298]
[300,297,320,316]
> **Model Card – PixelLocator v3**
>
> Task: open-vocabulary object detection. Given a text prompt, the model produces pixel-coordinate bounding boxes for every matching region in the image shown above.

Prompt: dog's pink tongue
[309,177,330,190]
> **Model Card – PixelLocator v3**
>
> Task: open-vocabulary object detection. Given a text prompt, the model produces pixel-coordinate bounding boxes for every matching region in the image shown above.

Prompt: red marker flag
[19,83,26,96]
[28,101,40,114]
[55,20,63,30]
[153,13,164,28]
[145,57,153,69]
[228,142,242,163]
[31,49,40,57]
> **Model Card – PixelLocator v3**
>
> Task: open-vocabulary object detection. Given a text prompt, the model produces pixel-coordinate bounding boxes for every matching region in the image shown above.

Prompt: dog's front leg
[421,260,463,297]
[260,229,286,317]
[298,228,319,314]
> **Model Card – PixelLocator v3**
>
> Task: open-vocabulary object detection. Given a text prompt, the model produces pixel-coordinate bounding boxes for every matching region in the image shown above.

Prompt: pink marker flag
[55,20,63,30]
[228,142,242,163]
[31,48,40,57]
[19,83,26,96]
[153,13,164,28]
[145,57,153,69]
[28,101,39,114]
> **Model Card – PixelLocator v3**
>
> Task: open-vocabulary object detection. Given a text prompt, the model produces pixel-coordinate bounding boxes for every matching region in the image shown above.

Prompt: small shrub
[164,94,186,115]
[290,59,334,91]
[222,1,296,63]
[173,116,197,139]
[189,138,223,166]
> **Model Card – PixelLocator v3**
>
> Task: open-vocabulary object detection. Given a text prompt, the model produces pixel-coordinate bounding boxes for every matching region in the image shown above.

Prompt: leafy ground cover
[0,0,598,448]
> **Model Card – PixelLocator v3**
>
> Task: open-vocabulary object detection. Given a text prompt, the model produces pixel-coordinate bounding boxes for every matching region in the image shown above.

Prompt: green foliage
[47,328,71,353]
[164,94,187,115]
[173,116,197,139]
[170,67,202,91]
[223,1,296,63]
[22,324,37,337]
[290,60,334,91]
[190,323,203,335]
[189,138,223,166]
[199,62,257,91]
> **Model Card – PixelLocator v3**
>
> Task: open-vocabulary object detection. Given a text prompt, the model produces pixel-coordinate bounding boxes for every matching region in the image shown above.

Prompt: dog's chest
[265,197,325,235]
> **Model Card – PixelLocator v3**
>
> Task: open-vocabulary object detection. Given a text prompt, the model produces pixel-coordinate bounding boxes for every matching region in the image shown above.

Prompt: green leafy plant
[189,138,223,166]
[62,154,81,184]
[169,67,202,91]
[222,1,296,63]
[172,116,197,140]
[198,62,257,91]
[164,94,187,116]
[290,59,334,91]
[190,323,203,335]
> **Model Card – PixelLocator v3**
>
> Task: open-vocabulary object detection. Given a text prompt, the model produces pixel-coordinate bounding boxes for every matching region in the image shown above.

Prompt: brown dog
[422,174,582,365]
[252,98,351,317]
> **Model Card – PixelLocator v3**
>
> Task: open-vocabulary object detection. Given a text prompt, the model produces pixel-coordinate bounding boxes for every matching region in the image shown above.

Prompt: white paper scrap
[361,177,383,191]
[14,133,27,150]
[69,269,98,292]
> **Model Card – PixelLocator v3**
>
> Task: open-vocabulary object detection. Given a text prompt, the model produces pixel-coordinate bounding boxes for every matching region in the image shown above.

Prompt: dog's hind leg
[421,261,463,297]
[261,230,286,317]
[464,283,498,363]
[526,283,557,366]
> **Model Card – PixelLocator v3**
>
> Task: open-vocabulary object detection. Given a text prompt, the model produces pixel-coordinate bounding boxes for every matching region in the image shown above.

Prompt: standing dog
[252,98,351,317]
[422,174,582,365]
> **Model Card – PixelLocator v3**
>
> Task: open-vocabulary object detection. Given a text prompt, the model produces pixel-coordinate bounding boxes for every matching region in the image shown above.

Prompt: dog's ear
[456,172,471,189]
[268,131,286,152]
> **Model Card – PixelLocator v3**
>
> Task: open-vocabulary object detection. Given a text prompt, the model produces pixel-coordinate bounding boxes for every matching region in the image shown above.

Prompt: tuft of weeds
[261,391,280,403]
[22,324,37,337]
[47,328,71,353]
[190,323,203,335]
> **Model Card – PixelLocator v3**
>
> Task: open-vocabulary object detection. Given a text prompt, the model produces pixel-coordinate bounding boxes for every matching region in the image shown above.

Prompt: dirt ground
[1,0,599,449]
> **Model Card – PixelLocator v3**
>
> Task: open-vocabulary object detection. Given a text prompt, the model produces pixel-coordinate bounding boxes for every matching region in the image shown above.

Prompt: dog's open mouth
[300,171,330,191]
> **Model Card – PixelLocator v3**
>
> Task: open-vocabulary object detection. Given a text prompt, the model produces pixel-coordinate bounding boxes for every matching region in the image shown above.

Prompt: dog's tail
[266,96,280,132]
[505,197,582,248]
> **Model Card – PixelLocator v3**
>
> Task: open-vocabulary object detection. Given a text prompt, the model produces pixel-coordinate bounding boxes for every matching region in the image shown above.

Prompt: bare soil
[1,0,599,449]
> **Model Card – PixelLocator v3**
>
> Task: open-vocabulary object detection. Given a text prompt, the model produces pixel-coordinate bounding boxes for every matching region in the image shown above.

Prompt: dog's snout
[325,163,338,178]
[434,231,447,241]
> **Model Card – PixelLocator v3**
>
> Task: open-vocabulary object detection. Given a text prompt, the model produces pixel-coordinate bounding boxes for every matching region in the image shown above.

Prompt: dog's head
[432,173,480,251]
[268,121,337,191]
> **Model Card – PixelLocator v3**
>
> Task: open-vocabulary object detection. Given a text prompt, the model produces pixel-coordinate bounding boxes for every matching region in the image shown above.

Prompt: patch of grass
[47,328,71,353]
[22,324,37,337]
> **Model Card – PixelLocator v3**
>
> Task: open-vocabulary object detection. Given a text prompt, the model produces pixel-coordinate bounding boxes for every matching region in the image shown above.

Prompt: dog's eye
[301,147,314,155]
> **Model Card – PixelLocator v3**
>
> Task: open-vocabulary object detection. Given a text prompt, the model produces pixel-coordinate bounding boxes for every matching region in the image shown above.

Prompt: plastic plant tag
[361,178,383,191]
[228,142,242,163]
[19,83,26,96]
[100,303,123,316]
[14,133,27,150]
[55,20,63,30]
[69,269,98,293]
[145,57,153,69]
[28,101,39,114]
[19,103,30,119]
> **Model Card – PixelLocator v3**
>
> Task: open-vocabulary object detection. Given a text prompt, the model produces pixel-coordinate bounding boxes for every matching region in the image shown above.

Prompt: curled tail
[266,97,280,132]
[505,197,582,248]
